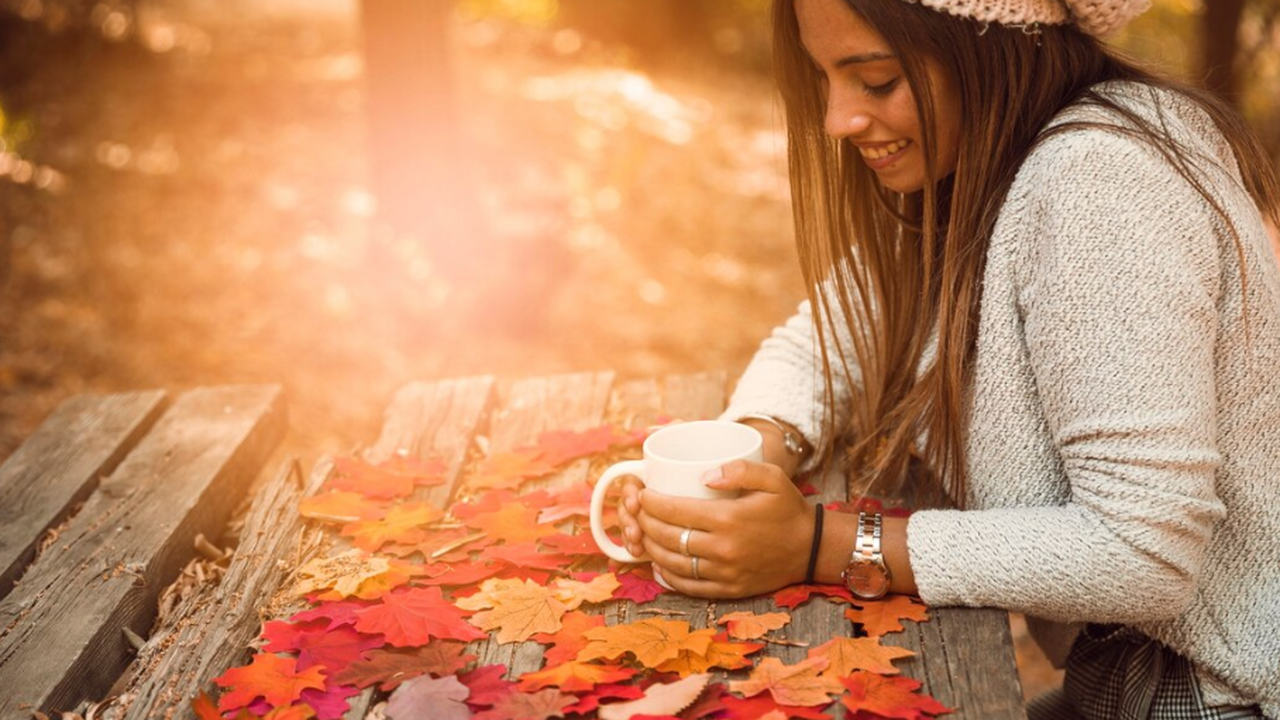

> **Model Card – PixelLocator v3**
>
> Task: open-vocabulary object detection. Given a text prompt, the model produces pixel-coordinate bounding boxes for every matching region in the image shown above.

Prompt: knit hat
[914,0,1151,36]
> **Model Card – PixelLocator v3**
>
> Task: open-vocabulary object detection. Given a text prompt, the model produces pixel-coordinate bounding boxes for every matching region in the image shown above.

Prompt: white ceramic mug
[589,420,763,564]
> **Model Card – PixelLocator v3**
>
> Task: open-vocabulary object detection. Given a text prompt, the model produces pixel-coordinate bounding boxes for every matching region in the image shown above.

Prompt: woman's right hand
[616,475,647,559]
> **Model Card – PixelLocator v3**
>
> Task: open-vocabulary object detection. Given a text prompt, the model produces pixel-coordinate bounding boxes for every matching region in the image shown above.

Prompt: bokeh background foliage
[0,0,1276,702]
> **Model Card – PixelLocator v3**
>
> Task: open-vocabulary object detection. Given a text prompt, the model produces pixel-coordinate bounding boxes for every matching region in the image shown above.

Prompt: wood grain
[0,390,168,601]
[0,385,285,719]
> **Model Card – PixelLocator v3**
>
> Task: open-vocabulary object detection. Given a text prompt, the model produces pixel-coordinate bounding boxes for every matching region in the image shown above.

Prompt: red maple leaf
[540,532,605,557]
[563,683,646,715]
[613,570,668,604]
[328,455,446,499]
[415,561,505,588]
[214,653,327,713]
[772,583,855,610]
[298,682,360,720]
[536,482,596,524]
[534,425,638,467]
[464,449,558,491]
[840,672,952,719]
[720,694,834,719]
[289,599,374,629]
[479,542,573,571]
[260,619,383,674]
[531,610,605,664]
[472,688,577,720]
[333,642,478,691]
[353,586,486,646]
[458,665,516,709]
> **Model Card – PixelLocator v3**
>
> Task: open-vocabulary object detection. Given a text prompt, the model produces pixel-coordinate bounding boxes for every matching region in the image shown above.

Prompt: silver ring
[691,555,701,580]
[679,528,693,557]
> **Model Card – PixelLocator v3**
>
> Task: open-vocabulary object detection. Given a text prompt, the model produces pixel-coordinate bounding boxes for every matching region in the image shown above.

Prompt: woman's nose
[825,91,873,139]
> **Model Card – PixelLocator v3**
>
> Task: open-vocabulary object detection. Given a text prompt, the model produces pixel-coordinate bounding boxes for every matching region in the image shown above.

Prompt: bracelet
[805,503,824,584]
[736,413,808,458]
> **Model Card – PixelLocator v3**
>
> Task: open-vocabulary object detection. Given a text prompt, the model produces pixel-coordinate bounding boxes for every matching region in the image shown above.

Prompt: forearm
[738,417,812,479]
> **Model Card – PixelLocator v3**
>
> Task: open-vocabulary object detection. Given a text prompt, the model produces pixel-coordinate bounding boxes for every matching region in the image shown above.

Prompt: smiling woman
[616,0,1280,718]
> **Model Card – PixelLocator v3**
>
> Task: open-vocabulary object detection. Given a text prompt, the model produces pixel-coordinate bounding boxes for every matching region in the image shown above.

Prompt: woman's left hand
[636,459,815,599]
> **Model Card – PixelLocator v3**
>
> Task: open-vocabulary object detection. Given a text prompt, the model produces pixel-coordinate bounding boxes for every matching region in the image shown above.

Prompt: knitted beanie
[913,0,1151,36]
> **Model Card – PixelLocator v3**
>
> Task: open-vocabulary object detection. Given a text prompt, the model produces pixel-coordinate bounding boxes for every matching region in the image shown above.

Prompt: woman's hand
[636,459,815,599]
[616,475,647,560]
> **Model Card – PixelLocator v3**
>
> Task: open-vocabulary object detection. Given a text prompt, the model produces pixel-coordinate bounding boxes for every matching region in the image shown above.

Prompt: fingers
[615,475,646,558]
[703,459,791,493]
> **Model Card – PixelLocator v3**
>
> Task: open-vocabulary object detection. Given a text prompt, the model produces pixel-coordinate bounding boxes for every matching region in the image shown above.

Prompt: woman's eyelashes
[864,77,900,97]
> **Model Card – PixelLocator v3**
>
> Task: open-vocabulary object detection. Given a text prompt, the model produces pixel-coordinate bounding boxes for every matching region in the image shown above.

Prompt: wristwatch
[842,511,892,600]
[735,413,808,458]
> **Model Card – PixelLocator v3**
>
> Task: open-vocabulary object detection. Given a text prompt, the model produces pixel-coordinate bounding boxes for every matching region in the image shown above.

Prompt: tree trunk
[1201,0,1246,105]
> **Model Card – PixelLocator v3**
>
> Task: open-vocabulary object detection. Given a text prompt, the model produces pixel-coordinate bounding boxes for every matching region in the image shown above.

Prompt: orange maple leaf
[329,455,446,499]
[298,491,389,524]
[840,671,953,719]
[354,586,487,646]
[550,573,621,610]
[532,610,606,664]
[464,449,557,491]
[517,661,637,693]
[716,611,792,640]
[655,633,763,676]
[729,656,843,707]
[340,501,444,552]
[314,558,416,601]
[578,618,715,670]
[534,425,639,467]
[214,653,327,713]
[843,595,930,637]
[455,577,568,643]
[459,502,555,544]
[807,636,915,676]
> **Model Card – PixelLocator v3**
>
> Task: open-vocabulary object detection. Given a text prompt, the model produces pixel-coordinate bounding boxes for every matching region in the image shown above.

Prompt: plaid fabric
[1026,624,1265,720]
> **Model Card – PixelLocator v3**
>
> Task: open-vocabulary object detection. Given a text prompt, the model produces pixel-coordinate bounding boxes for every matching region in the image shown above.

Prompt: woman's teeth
[860,140,910,159]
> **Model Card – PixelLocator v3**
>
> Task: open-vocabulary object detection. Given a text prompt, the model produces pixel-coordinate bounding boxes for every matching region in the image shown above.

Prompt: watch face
[844,561,890,599]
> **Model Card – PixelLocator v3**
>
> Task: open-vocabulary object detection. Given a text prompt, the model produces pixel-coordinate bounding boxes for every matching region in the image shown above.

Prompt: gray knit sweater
[719,80,1280,715]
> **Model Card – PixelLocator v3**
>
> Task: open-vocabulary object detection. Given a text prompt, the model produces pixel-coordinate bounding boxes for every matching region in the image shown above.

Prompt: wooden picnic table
[0,373,1026,720]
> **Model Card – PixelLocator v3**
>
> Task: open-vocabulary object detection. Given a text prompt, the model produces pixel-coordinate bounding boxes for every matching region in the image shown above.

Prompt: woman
[615,0,1280,717]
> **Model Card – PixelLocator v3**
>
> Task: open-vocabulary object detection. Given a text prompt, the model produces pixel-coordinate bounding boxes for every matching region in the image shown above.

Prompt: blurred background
[0,0,1276,701]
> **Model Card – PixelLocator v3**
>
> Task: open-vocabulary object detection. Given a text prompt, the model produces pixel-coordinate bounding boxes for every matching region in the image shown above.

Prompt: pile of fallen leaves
[192,422,951,720]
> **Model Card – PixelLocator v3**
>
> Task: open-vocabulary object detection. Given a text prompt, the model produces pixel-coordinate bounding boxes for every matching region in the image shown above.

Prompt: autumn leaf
[655,632,763,676]
[385,675,471,720]
[299,491,389,524]
[458,665,516,709]
[471,688,577,720]
[354,586,487,646]
[290,549,391,599]
[564,684,646,715]
[719,695,834,720]
[539,532,605,557]
[319,559,416,601]
[340,501,444,552]
[298,683,359,720]
[550,573,621,610]
[578,618,715,670]
[214,653,328,713]
[717,611,792,640]
[289,598,373,629]
[807,637,915,676]
[191,691,220,720]
[455,577,568,643]
[479,542,573,571]
[328,455,446,499]
[772,584,854,610]
[839,672,953,719]
[729,656,843,708]
[460,502,556,543]
[536,482,596,524]
[844,596,930,637]
[535,425,639,467]
[613,570,667,604]
[597,673,712,720]
[464,449,558,491]
[333,642,478,691]
[260,619,382,674]
[531,610,606,664]
[517,661,637,693]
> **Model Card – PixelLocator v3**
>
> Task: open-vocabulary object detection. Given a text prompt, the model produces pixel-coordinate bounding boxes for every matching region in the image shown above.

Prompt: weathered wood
[0,385,286,718]
[0,390,168,601]
[115,456,331,720]
[342,376,497,720]
[469,372,616,679]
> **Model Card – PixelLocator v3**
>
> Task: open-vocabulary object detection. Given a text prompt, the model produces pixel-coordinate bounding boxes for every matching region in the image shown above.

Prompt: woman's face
[795,0,961,193]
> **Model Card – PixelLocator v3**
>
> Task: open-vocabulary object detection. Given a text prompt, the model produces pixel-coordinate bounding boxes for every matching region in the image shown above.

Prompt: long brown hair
[772,0,1280,508]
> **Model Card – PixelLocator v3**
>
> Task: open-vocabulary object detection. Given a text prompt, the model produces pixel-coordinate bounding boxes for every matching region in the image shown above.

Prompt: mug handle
[589,460,647,563]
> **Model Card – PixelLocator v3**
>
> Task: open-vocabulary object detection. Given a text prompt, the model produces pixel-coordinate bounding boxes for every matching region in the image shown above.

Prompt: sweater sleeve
[907,129,1229,623]
[718,279,863,476]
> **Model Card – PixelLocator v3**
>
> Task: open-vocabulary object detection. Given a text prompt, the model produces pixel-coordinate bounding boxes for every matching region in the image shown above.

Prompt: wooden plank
[0,385,286,718]
[0,390,168,601]
[341,375,497,720]
[469,372,616,679]
[115,457,331,720]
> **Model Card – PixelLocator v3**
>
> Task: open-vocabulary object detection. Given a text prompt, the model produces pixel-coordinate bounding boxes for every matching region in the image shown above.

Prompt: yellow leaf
[729,656,843,707]
[578,618,714,670]
[716,610,792,640]
[807,636,915,676]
